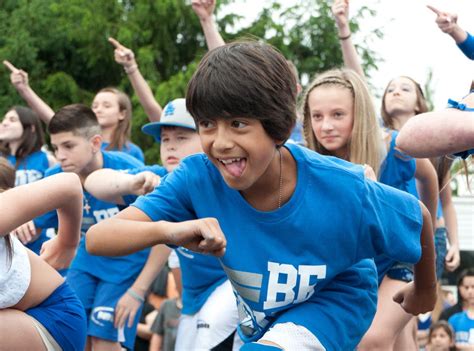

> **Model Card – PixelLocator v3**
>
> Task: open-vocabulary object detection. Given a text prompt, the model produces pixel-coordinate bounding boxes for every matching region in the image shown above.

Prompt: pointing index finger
[3,60,18,73]
[426,5,441,16]
[108,37,123,50]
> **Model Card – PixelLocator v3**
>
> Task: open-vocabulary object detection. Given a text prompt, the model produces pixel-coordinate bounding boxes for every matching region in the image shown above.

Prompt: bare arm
[397,109,474,158]
[84,168,160,205]
[109,37,163,122]
[149,333,163,351]
[0,173,81,244]
[427,5,468,44]
[192,0,225,50]
[393,203,437,314]
[114,245,171,328]
[3,60,55,124]
[440,172,460,272]
[331,0,365,78]
[415,158,439,231]
[86,206,226,257]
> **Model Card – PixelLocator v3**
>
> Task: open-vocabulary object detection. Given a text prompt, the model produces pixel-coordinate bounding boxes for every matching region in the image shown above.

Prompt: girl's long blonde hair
[302,68,382,176]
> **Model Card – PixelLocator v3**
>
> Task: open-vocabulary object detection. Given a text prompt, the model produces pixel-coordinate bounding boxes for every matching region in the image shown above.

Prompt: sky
[221,0,474,110]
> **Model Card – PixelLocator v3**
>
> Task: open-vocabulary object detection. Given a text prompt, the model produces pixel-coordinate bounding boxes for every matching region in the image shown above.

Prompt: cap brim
[142,122,196,142]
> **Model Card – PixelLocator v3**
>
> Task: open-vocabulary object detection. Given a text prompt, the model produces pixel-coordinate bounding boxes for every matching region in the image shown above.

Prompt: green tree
[0,0,381,164]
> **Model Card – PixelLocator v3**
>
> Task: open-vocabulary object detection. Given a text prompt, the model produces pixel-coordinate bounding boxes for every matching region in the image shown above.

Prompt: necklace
[278,147,283,209]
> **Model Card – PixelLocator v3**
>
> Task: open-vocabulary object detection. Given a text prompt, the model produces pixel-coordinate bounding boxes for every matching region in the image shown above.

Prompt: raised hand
[166,218,226,257]
[108,37,137,72]
[191,0,216,22]
[331,0,349,29]
[130,171,161,196]
[427,5,458,34]
[3,60,29,90]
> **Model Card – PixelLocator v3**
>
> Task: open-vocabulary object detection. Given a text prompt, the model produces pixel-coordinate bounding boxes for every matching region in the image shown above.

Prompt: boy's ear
[90,134,103,153]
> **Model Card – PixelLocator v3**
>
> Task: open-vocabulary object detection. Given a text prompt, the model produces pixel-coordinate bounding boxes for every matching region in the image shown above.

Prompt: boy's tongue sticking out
[221,158,246,177]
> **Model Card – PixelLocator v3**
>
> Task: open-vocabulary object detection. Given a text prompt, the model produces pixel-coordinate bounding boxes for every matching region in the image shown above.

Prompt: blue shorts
[434,227,448,280]
[386,262,414,283]
[67,269,142,350]
[25,282,87,351]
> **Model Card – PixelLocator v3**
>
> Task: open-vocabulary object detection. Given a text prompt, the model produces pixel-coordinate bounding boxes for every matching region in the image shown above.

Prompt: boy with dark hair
[86,41,437,350]
[34,103,147,350]
[84,98,240,350]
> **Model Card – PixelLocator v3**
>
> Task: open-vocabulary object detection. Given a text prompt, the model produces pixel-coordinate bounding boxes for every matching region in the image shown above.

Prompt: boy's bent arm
[393,202,437,314]
[86,206,226,257]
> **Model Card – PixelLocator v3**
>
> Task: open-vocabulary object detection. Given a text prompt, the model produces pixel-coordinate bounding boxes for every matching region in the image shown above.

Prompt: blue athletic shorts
[67,269,143,350]
[434,227,448,280]
[386,262,414,283]
[25,282,87,351]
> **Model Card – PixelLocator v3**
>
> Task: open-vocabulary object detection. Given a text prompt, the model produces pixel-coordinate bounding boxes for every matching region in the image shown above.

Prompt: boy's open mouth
[218,158,247,177]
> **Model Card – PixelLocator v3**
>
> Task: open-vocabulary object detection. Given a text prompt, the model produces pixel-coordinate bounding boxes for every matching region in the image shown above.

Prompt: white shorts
[260,322,326,350]
[175,280,241,350]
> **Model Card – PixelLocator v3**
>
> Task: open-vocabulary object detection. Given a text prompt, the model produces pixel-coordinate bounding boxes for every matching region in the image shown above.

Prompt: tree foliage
[0,0,381,164]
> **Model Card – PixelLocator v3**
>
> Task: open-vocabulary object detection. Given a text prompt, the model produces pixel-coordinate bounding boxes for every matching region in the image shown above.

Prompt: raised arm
[3,60,55,124]
[109,37,163,122]
[192,0,225,50]
[84,168,161,205]
[427,5,468,44]
[331,0,365,78]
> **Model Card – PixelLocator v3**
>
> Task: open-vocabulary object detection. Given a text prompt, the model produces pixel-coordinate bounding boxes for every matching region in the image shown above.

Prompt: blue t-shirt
[7,150,51,254]
[102,141,144,163]
[458,32,474,60]
[449,311,474,344]
[7,150,50,186]
[132,143,423,349]
[34,151,148,283]
[376,130,419,281]
[128,164,228,315]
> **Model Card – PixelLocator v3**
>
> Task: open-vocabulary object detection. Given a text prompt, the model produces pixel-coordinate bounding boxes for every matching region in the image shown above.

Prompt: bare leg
[0,309,47,351]
[358,277,414,351]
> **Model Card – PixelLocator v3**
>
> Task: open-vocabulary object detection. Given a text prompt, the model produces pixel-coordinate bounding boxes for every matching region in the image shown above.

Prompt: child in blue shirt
[85,98,241,350]
[86,41,437,350]
[0,104,56,254]
[33,103,149,350]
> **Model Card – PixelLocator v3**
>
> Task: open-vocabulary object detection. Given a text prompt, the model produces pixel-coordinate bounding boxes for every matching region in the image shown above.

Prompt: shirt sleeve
[356,178,423,264]
[457,32,474,60]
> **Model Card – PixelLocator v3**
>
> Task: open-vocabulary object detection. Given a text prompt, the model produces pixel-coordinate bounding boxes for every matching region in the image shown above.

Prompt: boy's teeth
[221,158,241,164]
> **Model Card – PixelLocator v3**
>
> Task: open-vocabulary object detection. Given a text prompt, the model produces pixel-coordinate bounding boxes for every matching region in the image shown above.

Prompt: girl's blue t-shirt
[102,141,144,163]
[132,143,423,349]
[449,311,474,344]
[7,150,50,186]
[34,151,147,283]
